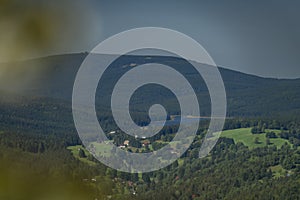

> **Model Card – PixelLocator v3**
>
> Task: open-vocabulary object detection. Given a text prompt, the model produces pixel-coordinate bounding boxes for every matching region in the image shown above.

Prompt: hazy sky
[1,0,300,78]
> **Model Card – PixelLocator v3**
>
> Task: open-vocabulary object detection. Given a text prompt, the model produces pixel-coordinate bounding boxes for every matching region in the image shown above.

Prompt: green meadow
[90,141,114,157]
[67,145,96,166]
[221,128,291,149]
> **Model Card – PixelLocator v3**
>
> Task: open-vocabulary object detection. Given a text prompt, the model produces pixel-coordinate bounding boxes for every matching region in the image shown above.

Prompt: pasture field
[221,128,291,149]
[67,145,96,166]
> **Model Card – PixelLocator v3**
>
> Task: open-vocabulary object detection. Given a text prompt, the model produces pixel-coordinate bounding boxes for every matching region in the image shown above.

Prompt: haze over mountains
[0,53,300,119]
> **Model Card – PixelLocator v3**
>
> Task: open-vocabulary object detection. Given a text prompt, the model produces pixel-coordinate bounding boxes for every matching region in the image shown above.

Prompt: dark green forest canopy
[1,117,300,199]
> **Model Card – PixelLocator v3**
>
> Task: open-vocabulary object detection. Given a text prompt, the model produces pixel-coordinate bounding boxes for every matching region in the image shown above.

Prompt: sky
[0,0,300,78]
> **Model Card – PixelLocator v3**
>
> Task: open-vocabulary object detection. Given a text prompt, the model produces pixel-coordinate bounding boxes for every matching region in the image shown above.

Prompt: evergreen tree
[78,148,86,158]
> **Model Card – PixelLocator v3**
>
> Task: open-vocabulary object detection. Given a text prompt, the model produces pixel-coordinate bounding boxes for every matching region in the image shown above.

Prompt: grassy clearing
[221,128,291,149]
[269,165,289,178]
[67,145,96,166]
[90,141,114,157]
[177,158,184,166]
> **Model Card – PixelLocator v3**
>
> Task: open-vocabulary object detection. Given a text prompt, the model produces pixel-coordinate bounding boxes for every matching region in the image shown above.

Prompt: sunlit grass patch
[221,128,291,149]
[67,145,96,166]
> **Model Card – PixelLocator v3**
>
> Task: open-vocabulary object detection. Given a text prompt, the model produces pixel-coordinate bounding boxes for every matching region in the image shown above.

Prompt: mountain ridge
[0,53,299,119]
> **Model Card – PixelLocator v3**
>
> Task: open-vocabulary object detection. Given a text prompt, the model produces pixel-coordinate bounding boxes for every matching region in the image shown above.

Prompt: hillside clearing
[221,128,291,149]
[67,145,96,166]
